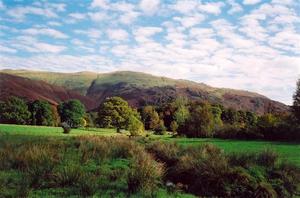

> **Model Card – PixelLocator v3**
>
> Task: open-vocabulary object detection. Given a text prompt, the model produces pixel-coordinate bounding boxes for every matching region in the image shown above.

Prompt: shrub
[154,120,167,135]
[227,152,258,168]
[128,116,145,137]
[128,150,164,195]
[53,164,83,187]
[257,149,278,168]
[147,141,181,167]
[61,122,71,134]
[77,173,98,197]
[170,121,178,133]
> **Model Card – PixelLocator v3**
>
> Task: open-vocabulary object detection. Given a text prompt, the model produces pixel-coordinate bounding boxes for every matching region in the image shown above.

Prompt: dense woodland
[1,79,300,141]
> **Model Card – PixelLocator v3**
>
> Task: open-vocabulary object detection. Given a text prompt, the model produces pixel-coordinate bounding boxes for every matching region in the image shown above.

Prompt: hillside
[1,69,98,95]
[0,73,97,110]
[0,70,288,114]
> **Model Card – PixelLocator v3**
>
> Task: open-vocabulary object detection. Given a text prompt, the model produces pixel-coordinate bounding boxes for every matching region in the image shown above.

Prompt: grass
[0,124,299,197]
[0,124,118,137]
[157,135,300,167]
[0,124,299,166]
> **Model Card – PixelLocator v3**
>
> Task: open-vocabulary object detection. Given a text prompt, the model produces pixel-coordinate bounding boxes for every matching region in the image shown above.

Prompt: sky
[0,0,300,105]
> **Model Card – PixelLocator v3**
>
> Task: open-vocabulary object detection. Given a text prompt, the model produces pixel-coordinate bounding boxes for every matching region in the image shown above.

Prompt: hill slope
[1,69,98,95]
[0,70,288,114]
[0,73,97,110]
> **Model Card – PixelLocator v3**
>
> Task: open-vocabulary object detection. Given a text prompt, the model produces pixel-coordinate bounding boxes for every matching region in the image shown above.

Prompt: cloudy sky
[0,0,300,104]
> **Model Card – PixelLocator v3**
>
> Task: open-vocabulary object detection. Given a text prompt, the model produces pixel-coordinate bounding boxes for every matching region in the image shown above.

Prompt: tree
[170,121,178,133]
[154,119,167,135]
[0,97,31,124]
[211,105,223,129]
[140,106,160,130]
[58,99,85,128]
[29,100,54,126]
[128,116,145,136]
[292,79,300,121]
[174,105,190,126]
[97,97,139,132]
[179,102,214,137]
[221,108,239,125]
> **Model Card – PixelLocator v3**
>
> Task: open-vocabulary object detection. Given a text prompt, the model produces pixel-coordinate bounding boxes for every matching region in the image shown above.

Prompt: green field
[1,124,299,166]
[0,124,299,197]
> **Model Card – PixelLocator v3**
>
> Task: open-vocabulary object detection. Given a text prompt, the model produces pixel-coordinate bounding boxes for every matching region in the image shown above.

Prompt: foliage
[140,105,160,130]
[61,122,71,134]
[154,120,167,135]
[29,100,54,126]
[128,149,164,195]
[58,99,86,128]
[170,121,178,133]
[97,97,139,132]
[128,116,145,136]
[292,79,300,122]
[0,97,31,125]
[179,102,214,137]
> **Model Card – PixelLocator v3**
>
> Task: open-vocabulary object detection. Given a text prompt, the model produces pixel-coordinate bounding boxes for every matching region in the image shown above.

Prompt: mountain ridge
[0,69,288,114]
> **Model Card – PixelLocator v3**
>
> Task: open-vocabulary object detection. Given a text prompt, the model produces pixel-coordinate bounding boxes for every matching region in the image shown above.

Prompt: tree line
[1,79,300,140]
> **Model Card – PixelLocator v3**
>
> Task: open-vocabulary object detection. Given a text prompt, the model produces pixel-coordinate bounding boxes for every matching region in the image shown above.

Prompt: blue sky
[0,0,300,104]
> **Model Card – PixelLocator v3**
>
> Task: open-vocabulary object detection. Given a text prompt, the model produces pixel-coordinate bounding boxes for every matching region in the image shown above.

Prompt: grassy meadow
[0,124,299,197]
[1,124,299,166]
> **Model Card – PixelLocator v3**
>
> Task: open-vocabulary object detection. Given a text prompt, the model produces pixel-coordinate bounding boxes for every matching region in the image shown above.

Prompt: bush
[61,122,71,134]
[257,149,278,168]
[154,120,167,135]
[128,150,164,195]
[53,164,83,187]
[128,116,145,137]
[147,141,181,167]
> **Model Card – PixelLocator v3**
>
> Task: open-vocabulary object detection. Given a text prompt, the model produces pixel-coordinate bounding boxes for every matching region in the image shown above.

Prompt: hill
[0,69,98,95]
[0,73,97,110]
[0,70,288,114]
[87,71,288,114]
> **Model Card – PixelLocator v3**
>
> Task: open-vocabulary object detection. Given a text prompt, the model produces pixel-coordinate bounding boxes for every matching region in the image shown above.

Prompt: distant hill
[0,70,288,114]
[0,73,97,110]
[1,69,98,95]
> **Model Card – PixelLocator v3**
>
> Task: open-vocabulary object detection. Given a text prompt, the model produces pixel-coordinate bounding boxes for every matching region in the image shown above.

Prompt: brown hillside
[0,73,97,110]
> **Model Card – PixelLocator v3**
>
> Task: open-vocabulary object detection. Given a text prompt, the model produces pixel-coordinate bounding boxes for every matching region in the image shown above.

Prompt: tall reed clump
[76,136,139,164]
[127,148,164,196]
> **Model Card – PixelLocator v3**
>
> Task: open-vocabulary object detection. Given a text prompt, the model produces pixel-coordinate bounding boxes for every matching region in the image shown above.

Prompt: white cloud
[69,13,86,20]
[91,0,109,9]
[0,45,17,53]
[47,21,62,26]
[74,28,102,39]
[22,28,68,39]
[173,14,205,28]
[107,29,129,41]
[88,12,108,21]
[6,6,58,20]
[33,42,65,53]
[198,2,225,15]
[243,0,261,5]
[171,0,199,15]
[139,0,160,15]
[228,0,243,14]
[0,0,5,9]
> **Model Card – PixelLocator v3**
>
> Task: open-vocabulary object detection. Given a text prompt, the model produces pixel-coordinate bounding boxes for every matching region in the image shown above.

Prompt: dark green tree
[292,79,300,121]
[58,99,85,128]
[221,108,239,125]
[170,121,178,133]
[0,97,31,124]
[180,102,214,137]
[97,97,140,132]
[140,106,160,130]
[29,100,54,126]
